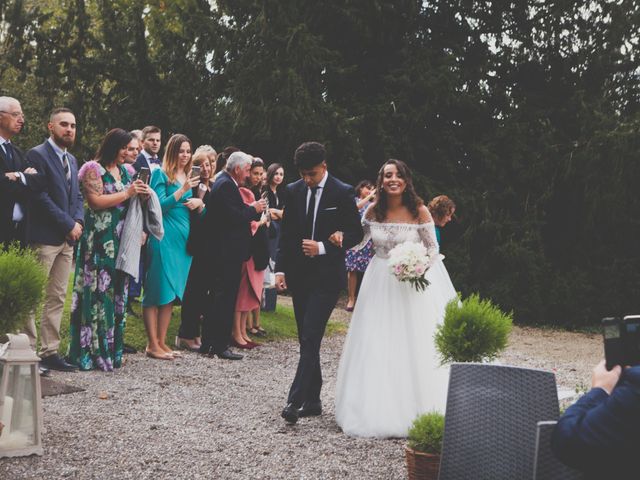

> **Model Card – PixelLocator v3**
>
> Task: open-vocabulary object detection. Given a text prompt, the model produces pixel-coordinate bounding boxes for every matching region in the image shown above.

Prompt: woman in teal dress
[427,195,456,246]
[143,133,203,360]
[68,129,149,371]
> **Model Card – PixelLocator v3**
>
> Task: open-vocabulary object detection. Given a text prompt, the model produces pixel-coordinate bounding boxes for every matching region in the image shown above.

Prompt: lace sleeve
[418,223,439,260]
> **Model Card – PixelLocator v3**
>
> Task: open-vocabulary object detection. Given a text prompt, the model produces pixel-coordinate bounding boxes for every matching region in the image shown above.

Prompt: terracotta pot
[405,445,440,480]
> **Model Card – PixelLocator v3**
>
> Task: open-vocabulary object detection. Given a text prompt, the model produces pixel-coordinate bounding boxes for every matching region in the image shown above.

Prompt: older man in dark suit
[275,141,363,424]
[24,107,84,372]
[0,96,42,246]
[199,151,267,360]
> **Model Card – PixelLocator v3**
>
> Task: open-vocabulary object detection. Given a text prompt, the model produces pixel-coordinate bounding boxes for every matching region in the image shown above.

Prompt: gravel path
[0,299,602,479]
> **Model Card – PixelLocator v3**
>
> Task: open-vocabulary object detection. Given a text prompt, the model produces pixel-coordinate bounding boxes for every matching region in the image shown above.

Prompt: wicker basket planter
[405,446,440,480]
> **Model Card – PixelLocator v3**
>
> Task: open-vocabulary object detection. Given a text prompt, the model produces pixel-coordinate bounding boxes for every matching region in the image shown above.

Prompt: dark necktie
[3,142,16,170]
[305,186,319,239]
[150,156,159,165]
[62,152,71,188]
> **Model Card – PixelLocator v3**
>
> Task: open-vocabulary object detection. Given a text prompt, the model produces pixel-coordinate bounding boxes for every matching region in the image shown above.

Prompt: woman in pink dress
[232,169,270,349]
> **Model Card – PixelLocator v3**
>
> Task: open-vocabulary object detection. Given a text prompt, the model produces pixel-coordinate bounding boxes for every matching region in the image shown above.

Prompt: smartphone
[191,165,201,179]
[603,317,624,370]
[138,167,150,184]
[623,315,640,366]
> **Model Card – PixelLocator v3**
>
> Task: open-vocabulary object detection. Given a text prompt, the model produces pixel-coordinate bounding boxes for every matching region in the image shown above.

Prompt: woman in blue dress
[344,180,376,311]
[143,134,203,360]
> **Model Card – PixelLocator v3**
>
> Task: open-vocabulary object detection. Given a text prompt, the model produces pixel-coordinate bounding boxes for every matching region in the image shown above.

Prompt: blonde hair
[427,195,456,221]
[193,145,217,167]
[162,134,192,183]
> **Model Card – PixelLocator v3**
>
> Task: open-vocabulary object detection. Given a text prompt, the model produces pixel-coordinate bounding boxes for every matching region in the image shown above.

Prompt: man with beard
[25,107,83,371]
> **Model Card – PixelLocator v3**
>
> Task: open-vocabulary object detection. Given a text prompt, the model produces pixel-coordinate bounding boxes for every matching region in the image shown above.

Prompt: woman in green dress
[143,133,203,360]
[68,129,150,371]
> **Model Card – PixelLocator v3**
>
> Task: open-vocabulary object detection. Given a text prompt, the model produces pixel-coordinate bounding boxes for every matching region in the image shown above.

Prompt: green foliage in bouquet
[435,293,513,364]
[0,244,47,334]
[407,411,445,454]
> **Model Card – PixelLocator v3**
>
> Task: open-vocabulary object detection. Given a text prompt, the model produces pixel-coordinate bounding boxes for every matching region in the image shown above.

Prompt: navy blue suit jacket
[133,152,160,172]
[26,140,84,246]
[552,366,640,479]
[202,171,260,270]
[275,174,363,292]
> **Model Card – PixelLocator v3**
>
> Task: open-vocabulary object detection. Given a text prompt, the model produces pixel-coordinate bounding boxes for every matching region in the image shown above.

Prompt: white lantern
[0,333,43,457]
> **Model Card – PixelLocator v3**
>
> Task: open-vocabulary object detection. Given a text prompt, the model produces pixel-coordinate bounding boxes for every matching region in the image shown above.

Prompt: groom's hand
[275,273,287,292]
[302,239,320,257]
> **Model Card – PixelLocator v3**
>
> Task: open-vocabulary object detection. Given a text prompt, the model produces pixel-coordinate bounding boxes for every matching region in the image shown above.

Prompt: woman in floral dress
[68,129,149,371]
[344,180,376,311]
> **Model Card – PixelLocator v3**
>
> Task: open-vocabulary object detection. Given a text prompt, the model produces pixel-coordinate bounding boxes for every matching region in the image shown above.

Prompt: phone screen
[139,167,150,184]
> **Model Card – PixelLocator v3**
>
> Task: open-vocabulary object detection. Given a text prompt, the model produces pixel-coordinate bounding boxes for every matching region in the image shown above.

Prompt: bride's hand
[328,231,343,248]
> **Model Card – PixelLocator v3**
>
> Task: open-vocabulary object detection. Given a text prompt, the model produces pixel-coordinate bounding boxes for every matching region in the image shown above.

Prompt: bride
[334,159,457,438]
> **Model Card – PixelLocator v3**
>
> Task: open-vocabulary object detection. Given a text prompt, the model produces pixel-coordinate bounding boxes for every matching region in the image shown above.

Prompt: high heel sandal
[145,349,174,361]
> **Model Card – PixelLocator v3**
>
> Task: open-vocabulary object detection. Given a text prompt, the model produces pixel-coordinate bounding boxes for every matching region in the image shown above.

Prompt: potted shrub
[434,293,513,364]
[0,244,47,338]
[405,411,444,480]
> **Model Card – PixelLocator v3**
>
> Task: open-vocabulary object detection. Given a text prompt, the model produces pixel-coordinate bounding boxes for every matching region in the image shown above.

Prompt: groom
[275,141,363,424]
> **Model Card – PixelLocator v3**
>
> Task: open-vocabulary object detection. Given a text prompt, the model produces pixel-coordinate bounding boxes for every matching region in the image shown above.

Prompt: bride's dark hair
[371,159,423,222]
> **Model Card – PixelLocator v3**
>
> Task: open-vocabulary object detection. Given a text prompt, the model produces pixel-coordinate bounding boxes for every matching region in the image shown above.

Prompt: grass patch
[49,280,346,354]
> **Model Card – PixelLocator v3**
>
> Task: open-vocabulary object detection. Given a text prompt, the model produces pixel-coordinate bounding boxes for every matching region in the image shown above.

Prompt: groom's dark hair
[294,141,326,170]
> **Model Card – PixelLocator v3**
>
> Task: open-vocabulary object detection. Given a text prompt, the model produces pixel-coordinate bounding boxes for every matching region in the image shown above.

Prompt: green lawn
[53,280,346,354]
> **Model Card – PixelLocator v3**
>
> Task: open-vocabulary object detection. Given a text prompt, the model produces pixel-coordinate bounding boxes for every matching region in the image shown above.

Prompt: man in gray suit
[25,108,83,371]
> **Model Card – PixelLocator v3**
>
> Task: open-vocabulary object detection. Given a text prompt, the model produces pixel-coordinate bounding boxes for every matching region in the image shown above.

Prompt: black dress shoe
[298,401,322,417]
[40,353,78,372]
[214,349,243,360]
[39,366,51,377]
[281,403,300,424]
[123,344,138,354]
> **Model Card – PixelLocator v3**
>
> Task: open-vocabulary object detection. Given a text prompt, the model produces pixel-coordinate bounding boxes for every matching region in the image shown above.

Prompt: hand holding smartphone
[191,165,201,179]
[138,167,150,184]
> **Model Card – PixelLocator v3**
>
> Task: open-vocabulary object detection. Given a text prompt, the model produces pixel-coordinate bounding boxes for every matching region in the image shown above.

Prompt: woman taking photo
[143,134,203,360]
[233,158,270,346]
[263,163,285,261]
[344,180,376,311]
[69,128,149,371]
[176,144,217,351]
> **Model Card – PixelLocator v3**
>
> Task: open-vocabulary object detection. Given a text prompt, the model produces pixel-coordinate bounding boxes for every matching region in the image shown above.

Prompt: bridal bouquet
[387,241,431,292]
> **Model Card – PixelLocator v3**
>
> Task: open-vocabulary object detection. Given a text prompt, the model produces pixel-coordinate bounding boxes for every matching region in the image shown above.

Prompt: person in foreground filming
[552,358,640,479]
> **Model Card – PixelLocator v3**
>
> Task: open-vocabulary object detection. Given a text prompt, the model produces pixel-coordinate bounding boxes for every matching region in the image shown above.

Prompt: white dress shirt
[305,170,329,256]
[1,135,26,222]
[141,149,160,170]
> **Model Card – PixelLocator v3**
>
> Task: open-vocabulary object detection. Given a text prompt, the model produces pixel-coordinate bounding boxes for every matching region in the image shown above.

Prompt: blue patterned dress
[345,201,374,272]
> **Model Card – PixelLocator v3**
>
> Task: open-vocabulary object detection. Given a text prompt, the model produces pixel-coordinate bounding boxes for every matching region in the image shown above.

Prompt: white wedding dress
[334,217,457,438]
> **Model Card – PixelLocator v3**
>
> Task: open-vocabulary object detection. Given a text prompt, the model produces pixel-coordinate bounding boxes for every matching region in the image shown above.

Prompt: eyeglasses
[0,111,25,119]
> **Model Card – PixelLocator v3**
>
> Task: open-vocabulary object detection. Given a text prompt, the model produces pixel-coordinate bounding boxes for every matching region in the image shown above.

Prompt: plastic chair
[438,363,560,480]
